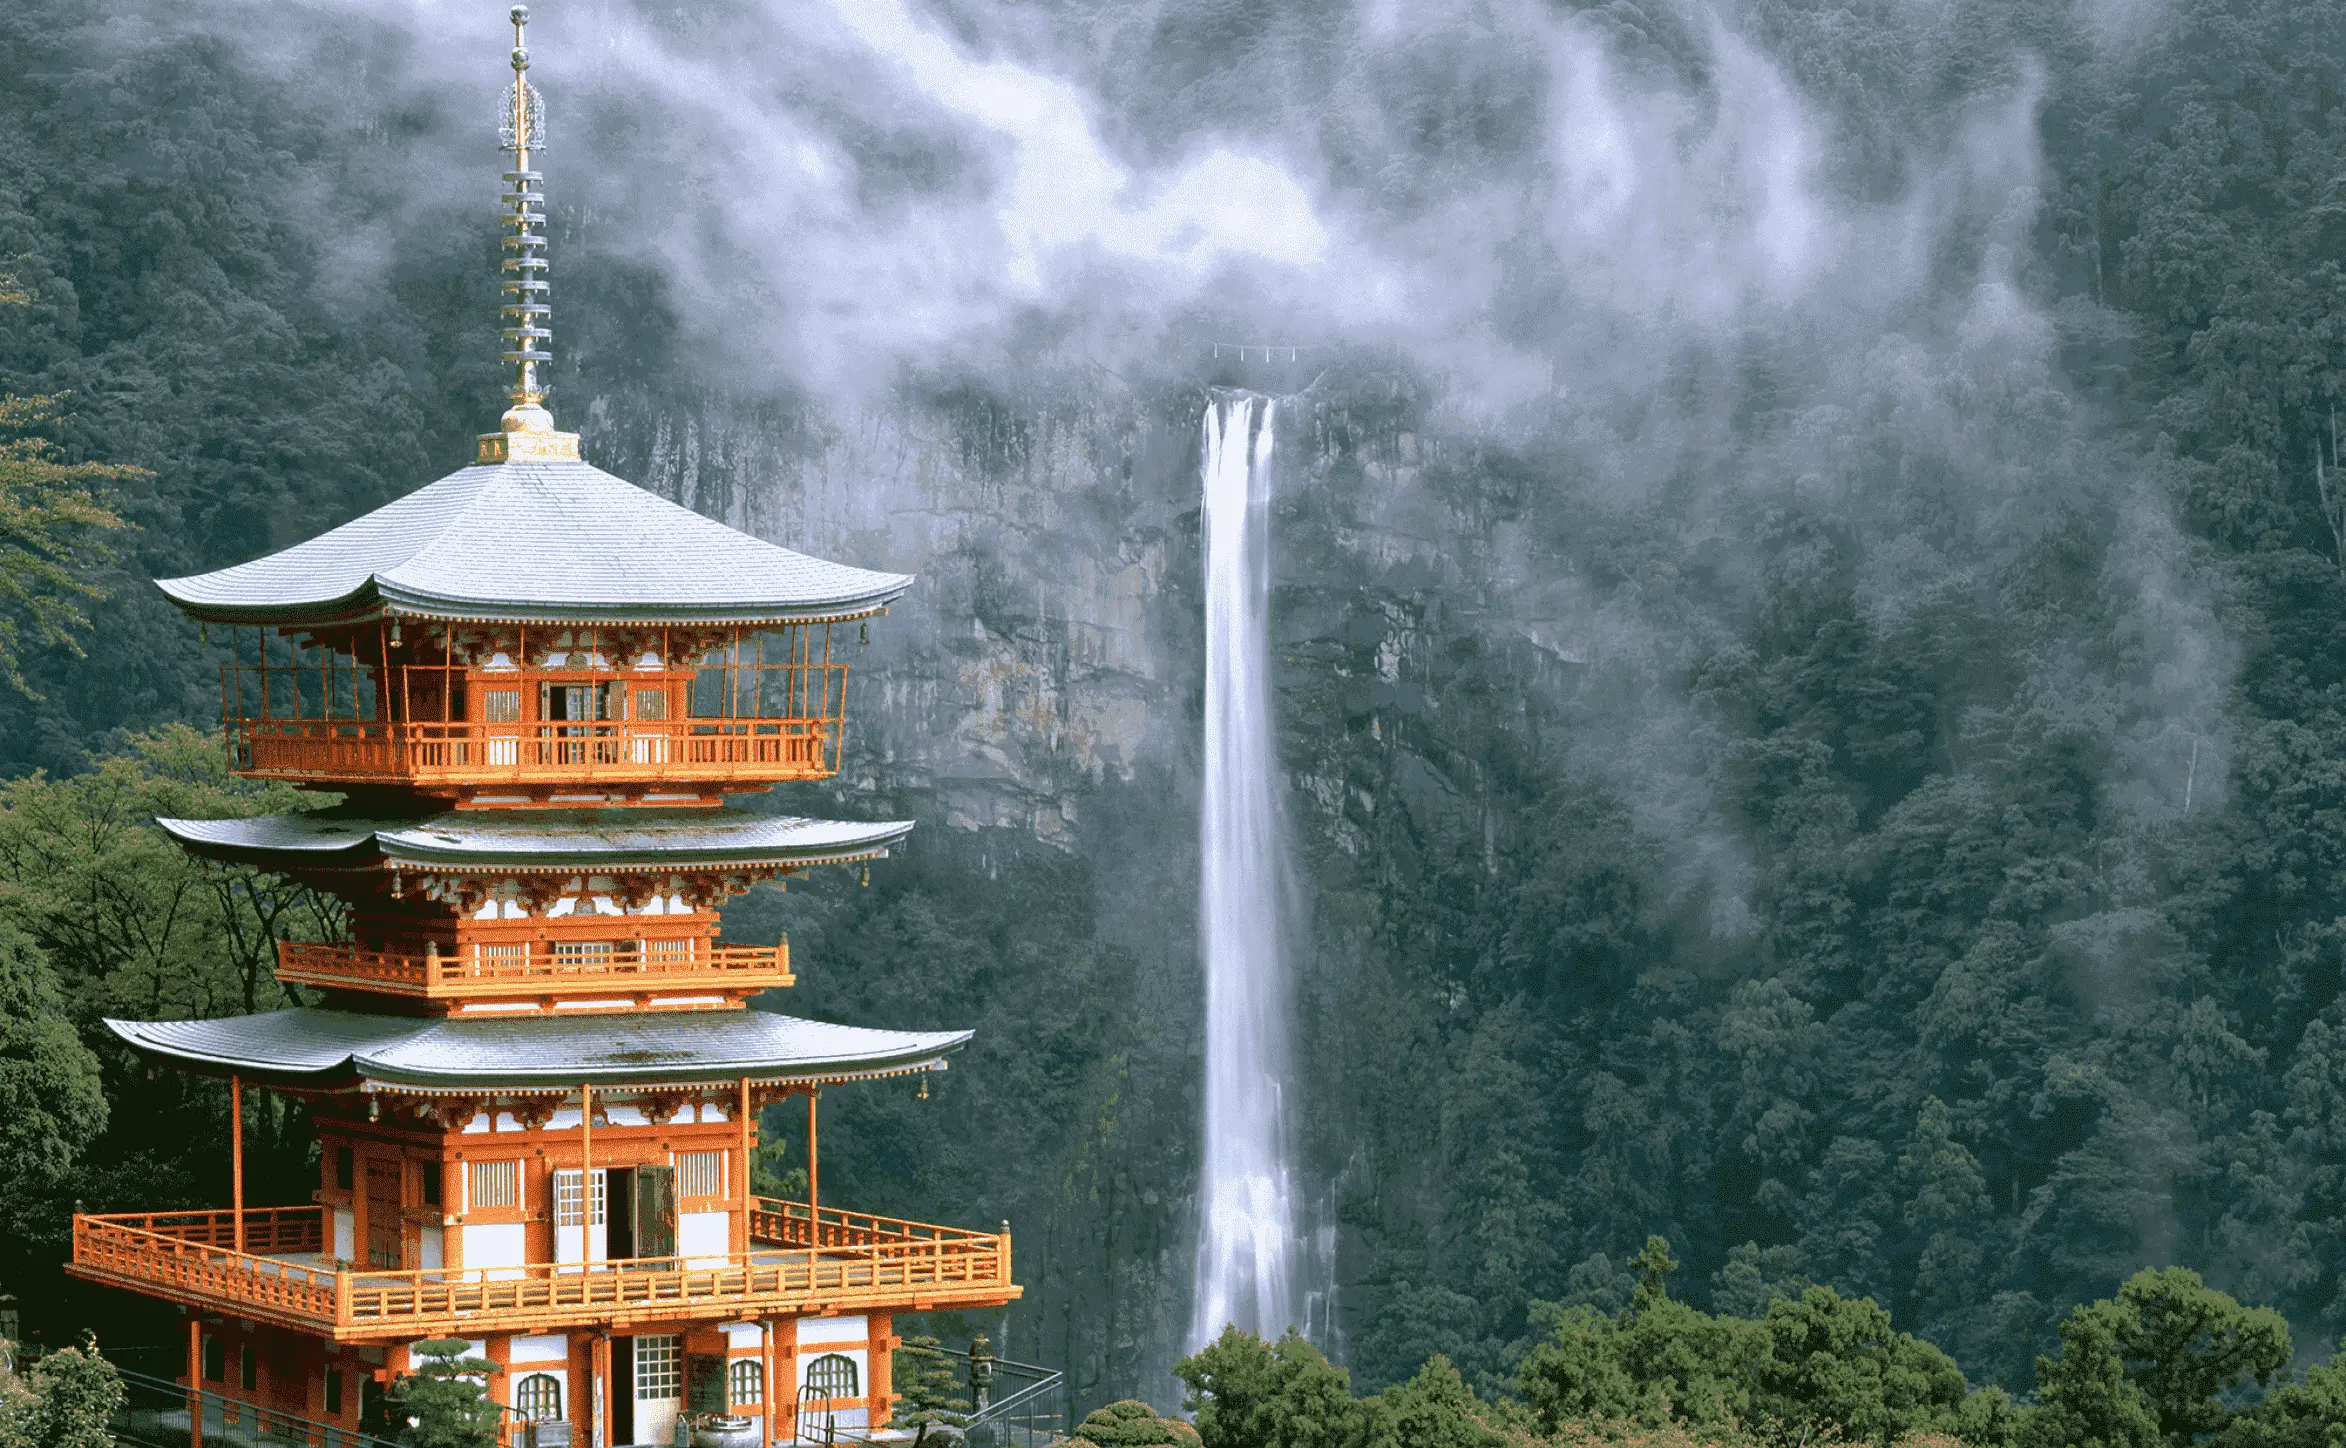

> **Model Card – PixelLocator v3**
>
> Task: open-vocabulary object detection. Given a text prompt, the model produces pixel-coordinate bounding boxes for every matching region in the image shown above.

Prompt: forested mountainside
[4,0,2346,1413]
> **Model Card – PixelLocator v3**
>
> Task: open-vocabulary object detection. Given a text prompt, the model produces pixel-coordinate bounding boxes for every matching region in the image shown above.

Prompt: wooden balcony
[226,718,836,789]
[275,939,793,1000]
[68,1200,1017,1342]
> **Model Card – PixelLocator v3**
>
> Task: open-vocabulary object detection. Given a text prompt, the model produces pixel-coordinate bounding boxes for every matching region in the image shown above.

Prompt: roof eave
[149,576,916,631]
[370,575,914,627]
[376,822,915,871]
[350,1033,972,1090]
[154,817,381,868]
[104,1019,362,1089]
[152,576,390,629]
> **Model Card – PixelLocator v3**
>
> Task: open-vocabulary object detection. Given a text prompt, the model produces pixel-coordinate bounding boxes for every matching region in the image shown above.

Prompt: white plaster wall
[418,1226,443,1270]
[464,1223,526,1278]
[333,1209,354,1261]
[795,1316,866,1346]
[510,1335,569,1364]
[679,1211,729,1267]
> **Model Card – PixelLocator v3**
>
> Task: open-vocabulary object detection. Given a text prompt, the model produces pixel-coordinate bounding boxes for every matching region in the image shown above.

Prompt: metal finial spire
[478,4,578,464]
[501,5,549,409]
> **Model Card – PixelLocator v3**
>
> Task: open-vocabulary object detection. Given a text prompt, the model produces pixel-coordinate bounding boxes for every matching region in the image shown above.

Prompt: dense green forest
[4,0,2346,1425]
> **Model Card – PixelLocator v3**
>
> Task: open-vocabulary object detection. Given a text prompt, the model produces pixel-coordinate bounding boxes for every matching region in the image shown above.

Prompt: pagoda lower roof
[153,458,912,628]
[155,809,913,873]
[106,1007,967,1091]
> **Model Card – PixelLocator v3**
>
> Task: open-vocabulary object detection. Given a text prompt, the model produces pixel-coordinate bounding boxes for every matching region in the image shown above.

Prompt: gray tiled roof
[157,810,914,871]
[106,1007,968,1089]
[154,459,913,626]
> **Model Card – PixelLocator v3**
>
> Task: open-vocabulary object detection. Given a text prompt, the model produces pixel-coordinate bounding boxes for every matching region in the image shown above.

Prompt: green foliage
[391,1340,500,1448]
[1519,1240,1978,1446]
[0,724,335,1021]
[1070,1398,1204,1446]
[0,1343,124,1448]
[1175,1329,1367,1448]
[1359,1358,1506,1448]
[0,922,106,1239]
[0,375,133,697]
[1174,1333,1514,1448]
[891,1336,969,1433]
[2213,1360,2346,1448]
[2030,1271,2292,1448]
[0,726,335,1342]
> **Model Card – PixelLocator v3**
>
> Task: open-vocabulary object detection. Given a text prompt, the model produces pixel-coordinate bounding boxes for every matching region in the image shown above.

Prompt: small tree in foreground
[0,1340,124,1448]
[1070,1398,1202,1445]
[392,1339,499,1448]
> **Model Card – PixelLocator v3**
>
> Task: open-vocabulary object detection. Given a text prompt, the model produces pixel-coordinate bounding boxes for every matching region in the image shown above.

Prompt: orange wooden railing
[70,1201,1015,1336]
[748,1197,995,1253]
[71,1208,338,1328]
[225,718,837,785]
[338,1232,1012,1330]
[275,940,793,998]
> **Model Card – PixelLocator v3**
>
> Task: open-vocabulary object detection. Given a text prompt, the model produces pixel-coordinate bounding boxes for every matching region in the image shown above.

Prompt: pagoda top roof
[106,1007,966,1091]
[156,809,913,874]
[154,458,912,628]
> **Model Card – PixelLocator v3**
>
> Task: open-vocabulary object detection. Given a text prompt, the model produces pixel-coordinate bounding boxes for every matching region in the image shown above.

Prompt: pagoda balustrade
[213,622,849,791]
[275,938,792,999]
[70,1199,1011,1339]
[229,717,836,784]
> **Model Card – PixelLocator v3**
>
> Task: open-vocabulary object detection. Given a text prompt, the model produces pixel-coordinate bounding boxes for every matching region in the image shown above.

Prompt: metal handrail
[970,1373,1063,1425]
[111,1365,403,1448]
[886,1345,1065,1446]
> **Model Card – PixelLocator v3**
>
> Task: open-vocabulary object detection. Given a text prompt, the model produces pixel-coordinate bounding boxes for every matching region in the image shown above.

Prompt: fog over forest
[2,0,2343,1419]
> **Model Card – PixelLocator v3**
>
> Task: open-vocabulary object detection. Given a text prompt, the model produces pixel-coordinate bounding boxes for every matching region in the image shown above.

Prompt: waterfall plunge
[1191,395,1299,1346]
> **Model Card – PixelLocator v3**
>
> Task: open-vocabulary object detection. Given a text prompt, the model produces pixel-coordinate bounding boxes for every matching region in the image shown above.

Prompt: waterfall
[1191,394,1298,1346]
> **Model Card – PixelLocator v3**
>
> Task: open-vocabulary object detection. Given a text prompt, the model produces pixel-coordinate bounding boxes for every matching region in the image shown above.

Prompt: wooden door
[365,1158,403,1268]
[635,1165,678,1263]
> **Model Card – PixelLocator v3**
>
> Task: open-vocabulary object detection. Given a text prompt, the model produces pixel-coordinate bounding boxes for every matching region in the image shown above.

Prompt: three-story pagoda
[65,12,1017,1446]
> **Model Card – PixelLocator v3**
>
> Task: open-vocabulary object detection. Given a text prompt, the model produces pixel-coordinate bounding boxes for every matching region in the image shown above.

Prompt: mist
[6,0,2329,1414]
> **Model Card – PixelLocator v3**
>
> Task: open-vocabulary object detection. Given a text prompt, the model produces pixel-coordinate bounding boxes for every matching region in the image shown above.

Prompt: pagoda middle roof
[154,458,913,628]
[156,809,914,873]
[107,1007,967,1091]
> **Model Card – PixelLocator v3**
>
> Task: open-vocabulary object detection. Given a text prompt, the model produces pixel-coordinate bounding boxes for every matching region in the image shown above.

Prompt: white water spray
[1191,395,1298,1346]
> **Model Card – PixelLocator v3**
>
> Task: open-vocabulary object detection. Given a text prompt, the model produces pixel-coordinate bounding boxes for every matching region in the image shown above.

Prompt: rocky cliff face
[577,373,1231,1397]
[573,361,1482,1400]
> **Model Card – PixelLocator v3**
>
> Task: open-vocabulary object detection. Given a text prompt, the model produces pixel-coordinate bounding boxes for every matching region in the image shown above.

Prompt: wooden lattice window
[677,1151,724,1198]
[555,1169,606,1227]
[632,688,668,720]
[729,1360,762,1408]
[635,1336,681,1401]
[515,1374,563,1421]
[553,940,615,965]
[802,1354,857,1401]
[483,690,522,723]
[469,1159,520,1209]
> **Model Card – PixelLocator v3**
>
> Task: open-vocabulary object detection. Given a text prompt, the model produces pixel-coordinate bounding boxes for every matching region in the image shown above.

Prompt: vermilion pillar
[230,1076,244,1253]
[187,1318,204,1448]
